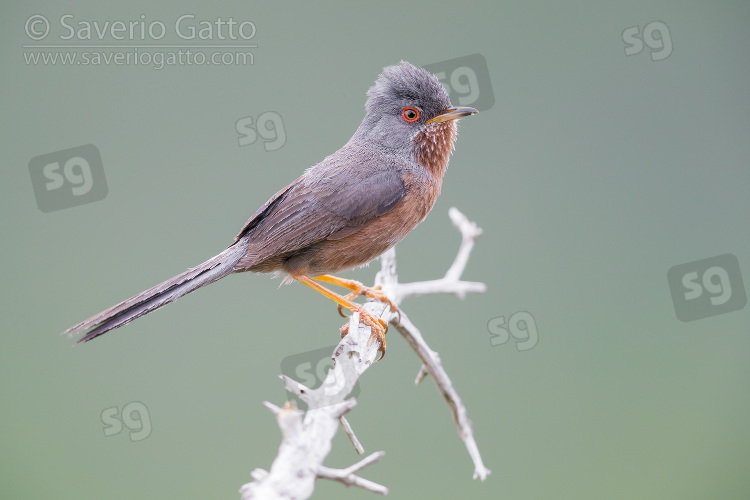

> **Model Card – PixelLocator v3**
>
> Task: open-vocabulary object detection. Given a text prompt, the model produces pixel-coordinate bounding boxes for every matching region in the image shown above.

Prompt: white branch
[374,207,491,481]
[339,415,365,454]
[377,207,486,303]
[444,207,483,282]
[317,451,388,494]
[240,208,489,499]
[240,312,386,499]
[393,313,490,480]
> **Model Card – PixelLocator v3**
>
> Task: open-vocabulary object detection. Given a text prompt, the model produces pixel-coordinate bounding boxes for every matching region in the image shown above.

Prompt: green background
[2,1,749,498]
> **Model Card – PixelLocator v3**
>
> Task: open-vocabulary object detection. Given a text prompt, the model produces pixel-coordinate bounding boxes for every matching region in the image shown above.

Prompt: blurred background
[2,1,749,498]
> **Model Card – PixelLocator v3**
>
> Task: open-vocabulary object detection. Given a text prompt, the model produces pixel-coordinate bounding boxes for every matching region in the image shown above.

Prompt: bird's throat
[414,121,458,181]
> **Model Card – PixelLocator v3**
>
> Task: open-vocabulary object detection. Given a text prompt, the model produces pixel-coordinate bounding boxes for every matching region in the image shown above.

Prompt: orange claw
[294,275,388,361]
[339,309,387,361]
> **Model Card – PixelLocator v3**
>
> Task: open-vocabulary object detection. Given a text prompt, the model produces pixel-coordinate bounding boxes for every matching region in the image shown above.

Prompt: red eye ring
[401,107,420,123]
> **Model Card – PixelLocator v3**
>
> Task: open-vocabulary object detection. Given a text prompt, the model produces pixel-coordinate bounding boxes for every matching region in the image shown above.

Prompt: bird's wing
[232,181,299,245]
[237,148,407,261]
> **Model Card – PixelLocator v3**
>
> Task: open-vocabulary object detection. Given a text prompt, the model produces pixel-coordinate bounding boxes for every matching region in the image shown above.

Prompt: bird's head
[356,61,477,175]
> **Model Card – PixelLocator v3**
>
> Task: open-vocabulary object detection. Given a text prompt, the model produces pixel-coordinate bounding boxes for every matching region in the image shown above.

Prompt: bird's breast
[294,171,438,276]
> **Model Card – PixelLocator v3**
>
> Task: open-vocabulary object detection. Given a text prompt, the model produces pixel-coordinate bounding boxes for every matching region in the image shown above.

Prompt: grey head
[352,61,478,154]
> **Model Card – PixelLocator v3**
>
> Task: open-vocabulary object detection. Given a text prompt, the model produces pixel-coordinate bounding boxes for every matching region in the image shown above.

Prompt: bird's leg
[314,275,399,314]
[315,275,401,329]
[294,275,388,360]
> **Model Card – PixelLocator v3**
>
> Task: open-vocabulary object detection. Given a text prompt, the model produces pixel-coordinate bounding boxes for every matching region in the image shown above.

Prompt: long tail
[65,238,248,344]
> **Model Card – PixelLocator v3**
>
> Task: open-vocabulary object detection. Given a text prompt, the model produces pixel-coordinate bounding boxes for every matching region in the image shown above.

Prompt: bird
[64,61,478,359]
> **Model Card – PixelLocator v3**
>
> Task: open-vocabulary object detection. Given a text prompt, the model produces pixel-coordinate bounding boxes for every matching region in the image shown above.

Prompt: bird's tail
[64,238,248,344]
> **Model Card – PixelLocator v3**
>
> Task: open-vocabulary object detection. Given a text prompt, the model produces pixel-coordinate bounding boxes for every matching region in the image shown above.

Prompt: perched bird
[64,61,477,358]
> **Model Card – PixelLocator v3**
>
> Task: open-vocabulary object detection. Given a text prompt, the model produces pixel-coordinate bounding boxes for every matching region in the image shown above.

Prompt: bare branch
[415,364,429,385]
[375,207,491,480]
[444,207,483,282]
[394,313,491,481]
[262,401,282,416]
[240,311,384,499]
[340,415,365,455]
[250,469,268,481]
[240,208,490,499]
[375,207,486,304]
[317,452,388,495]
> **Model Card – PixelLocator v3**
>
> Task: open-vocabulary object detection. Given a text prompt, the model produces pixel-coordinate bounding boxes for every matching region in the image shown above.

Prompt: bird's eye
[401,107,420,123]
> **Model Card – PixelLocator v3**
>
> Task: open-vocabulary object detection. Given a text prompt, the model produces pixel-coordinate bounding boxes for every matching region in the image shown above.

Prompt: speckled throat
[414,120,458,180]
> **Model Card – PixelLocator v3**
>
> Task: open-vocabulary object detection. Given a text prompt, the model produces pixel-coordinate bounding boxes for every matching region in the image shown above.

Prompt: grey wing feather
[232,181,299,244]
[241,151,407,262]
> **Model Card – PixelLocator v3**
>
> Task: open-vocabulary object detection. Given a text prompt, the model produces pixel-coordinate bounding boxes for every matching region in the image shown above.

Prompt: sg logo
[236,111,287,151]
[101,401,152,442]
[487,311,539,351]
[622,21,673,61]
[668,254,746,322]
[280,345,360,410]
[28,144,108,213]
[424,54,495,112]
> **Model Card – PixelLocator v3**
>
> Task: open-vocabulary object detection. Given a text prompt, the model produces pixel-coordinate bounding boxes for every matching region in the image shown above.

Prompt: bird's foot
[293,275,390,361]
[339,307,388,362]
[348,284,401,327]
[320,277,398,318]
[339,284,398,314]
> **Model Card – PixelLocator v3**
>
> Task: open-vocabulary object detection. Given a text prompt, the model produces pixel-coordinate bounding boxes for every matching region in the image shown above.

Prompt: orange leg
[314,275,399,314]
[294,275,388,360]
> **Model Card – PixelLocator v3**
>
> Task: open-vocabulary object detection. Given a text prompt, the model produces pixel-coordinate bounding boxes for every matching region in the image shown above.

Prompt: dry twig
[240,208,489,499]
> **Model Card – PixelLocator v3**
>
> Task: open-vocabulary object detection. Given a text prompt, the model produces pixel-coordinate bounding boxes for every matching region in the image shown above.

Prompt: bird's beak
[425,106,478,124]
